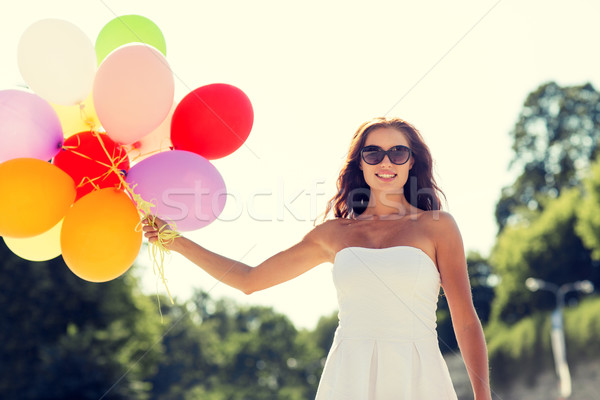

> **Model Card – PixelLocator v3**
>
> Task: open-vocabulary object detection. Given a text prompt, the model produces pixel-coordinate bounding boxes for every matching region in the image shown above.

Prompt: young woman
[143,117,492,399]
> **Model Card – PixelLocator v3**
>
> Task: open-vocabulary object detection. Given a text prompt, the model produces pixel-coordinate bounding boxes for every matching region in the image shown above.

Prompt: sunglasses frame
[360,145,412,165]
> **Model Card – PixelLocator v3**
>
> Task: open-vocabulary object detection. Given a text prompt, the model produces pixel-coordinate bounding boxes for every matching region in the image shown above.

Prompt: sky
[2,0,600,330]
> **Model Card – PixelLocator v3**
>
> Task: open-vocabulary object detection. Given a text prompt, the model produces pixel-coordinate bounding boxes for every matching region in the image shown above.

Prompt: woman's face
[359,127,414,192]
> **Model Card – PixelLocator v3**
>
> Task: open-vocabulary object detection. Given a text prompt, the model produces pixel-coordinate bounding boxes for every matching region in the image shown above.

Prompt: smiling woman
[142,117,492,399]
[324,118,446,220]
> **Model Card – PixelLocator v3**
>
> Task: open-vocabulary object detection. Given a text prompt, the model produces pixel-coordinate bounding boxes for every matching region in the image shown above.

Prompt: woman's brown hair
[322,117,446,220]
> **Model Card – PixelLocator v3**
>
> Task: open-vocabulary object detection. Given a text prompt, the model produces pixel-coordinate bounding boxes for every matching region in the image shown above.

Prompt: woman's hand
[142,215,180,251]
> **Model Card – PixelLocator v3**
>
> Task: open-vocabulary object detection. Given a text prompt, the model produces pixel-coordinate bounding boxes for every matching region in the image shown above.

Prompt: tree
[495,82,600,232]
[310,311,338,357]
[0,241,163,400]
[148,294,226,400]
[148,290,324,400]
[576,157,600,262]
[214,302,318,400]
[490,188,597,324]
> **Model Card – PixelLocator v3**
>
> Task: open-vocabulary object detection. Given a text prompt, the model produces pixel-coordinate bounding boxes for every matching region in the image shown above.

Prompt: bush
[486,295,600,388]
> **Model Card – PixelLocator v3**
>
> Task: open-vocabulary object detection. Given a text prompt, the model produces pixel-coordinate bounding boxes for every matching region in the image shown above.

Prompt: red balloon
[170,83,253,159]
[52,131,130,200]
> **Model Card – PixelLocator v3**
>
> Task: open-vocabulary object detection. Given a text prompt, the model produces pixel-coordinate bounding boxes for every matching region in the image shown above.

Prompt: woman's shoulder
[300,218,346,260]
[419,210,461,237]
[305,218,351,243]
[305,218,332,236]
[311,217,347,234]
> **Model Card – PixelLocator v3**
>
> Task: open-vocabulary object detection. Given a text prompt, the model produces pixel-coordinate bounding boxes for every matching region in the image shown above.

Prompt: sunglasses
[360,145,412,165]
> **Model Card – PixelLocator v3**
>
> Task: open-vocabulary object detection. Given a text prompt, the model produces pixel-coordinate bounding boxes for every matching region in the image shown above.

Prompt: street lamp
[525,278,595,399]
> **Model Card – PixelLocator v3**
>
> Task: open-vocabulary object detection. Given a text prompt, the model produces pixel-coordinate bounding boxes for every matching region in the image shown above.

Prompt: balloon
[93,44,174,144]
[17,19,96,105]
[0,90,63,163]
[61,188,142,283]
[4,219,63,262]
[124,105,174,163]
[51,92,100,138]
[171,84,254,159]
[95,15,167,65]
[52,131,130,200]
[0,158,75,238]
[125,150,226,231]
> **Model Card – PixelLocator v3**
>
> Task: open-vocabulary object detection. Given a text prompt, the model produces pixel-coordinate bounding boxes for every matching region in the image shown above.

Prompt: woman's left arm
[433,211,492,400]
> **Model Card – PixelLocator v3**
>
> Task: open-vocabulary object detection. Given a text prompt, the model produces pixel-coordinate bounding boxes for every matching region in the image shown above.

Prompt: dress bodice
[332,246,441,341]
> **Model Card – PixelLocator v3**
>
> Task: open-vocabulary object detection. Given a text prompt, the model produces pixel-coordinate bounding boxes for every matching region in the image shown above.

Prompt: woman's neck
[358,191,417,219]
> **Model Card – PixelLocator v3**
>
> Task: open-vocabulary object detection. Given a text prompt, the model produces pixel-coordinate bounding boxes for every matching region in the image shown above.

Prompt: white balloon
[17,19,96,106]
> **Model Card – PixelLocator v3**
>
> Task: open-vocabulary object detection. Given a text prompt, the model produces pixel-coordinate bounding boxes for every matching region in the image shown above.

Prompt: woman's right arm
[143,217,335,295]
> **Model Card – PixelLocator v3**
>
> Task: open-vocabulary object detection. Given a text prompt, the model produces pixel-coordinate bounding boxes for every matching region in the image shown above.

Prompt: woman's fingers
[142,215,170,230]
[141,215,174,244]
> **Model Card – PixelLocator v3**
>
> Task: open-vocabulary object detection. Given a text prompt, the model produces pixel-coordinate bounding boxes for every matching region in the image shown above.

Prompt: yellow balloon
[3,219,63,261]
[61,188,142,282]
[51,92,100,138]
[0,158,76,238]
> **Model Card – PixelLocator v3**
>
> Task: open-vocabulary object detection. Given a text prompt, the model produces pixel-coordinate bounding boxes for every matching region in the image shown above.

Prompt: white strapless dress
[315,246,458,400]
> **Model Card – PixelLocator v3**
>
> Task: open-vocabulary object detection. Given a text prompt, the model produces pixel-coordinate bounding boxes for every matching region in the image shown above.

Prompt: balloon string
[78,101,98,132]
[94,132,180,308]
[127,147,163,164]
[62,129,179,308]
[145,214,180,322]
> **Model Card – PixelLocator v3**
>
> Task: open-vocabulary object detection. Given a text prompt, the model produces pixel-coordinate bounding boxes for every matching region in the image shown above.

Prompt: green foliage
[148,296,226,400]
[0,241,163,400]
[148,290,327,400]
[311,311,338,356]
[486,296,600,387]
[576,157,600,261]
[465,251,496,324]
[486,313,550,386]
[563,296,600,361]
[486,80,600,388]
[490,187,596,323]
[496,81,600,232]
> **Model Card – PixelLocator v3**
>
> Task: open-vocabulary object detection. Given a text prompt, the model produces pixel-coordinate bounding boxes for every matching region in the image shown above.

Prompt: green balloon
[95,15,166,65]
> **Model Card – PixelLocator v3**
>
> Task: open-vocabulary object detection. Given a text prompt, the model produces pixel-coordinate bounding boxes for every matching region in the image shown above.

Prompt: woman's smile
[375,171,397,182]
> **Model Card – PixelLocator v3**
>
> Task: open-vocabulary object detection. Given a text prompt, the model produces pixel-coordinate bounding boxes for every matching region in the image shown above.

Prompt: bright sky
[2,0,600,330]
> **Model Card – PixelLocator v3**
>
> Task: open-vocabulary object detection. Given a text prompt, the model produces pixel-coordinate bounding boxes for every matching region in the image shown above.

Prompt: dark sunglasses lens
[362,149,383,164]
[389,147,410,164]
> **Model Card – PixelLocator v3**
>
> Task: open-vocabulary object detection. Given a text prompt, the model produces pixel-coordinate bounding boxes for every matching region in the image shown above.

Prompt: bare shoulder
[307,218,340,238]
[418,210,462,245]
[419,210,459,229]
[302,219,340,261]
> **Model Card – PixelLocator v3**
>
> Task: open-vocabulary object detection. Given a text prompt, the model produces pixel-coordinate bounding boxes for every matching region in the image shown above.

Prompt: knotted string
[79,102,99,132]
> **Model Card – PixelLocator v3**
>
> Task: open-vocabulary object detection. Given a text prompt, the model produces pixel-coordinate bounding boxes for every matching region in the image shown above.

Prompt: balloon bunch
[0,16,253,293]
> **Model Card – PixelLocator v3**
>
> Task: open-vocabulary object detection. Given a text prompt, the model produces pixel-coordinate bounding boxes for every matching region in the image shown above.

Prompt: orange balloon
[0,158,75,238]
[61,188,142,282]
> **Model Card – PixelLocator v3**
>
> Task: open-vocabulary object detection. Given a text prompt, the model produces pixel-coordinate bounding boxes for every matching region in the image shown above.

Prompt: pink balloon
[125,150,226,231]
[0,90,63,163]
[93,44,174,145]
[124,104,174,164]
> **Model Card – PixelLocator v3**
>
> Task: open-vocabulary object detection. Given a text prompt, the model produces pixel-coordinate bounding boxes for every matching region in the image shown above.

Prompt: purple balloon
[126,150,227,231]
[0,89,63,163]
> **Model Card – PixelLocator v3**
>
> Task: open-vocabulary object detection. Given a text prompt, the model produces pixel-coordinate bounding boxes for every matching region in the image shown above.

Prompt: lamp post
[525,278,595,399]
